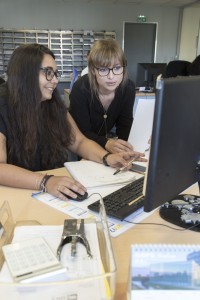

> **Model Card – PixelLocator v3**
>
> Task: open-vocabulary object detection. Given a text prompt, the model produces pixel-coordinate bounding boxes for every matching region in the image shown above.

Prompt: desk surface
[1,167,200,300]
[136,91,155,96]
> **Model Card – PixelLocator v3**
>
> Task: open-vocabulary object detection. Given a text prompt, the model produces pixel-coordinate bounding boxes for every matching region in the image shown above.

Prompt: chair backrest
[162,60,191,78]
[187,55,200,75]
[69,68,79,92]
[0,77,5,85]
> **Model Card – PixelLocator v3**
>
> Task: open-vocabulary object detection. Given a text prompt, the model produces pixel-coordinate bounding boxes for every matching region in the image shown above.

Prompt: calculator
[2,237,65,282]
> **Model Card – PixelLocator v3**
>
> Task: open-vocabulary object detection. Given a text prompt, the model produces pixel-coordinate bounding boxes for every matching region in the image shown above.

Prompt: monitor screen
[143,75,200,230]
[136,63,166,90]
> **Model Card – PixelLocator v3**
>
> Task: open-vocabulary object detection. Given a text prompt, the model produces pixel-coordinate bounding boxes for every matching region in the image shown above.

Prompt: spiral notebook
[64,160,136,188]
[128,244,200,300]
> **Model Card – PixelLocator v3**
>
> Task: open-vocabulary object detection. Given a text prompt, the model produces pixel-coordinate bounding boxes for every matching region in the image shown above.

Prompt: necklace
[103,108,107,120]
[97,98,108,138]
[98,91,115,138]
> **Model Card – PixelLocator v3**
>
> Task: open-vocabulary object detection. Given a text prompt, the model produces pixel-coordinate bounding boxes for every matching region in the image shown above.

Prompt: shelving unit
[0,29,116,81]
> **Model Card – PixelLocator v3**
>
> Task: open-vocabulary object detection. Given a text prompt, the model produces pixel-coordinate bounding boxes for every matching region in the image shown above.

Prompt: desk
[1,167,200,300]
[136,92,155,97]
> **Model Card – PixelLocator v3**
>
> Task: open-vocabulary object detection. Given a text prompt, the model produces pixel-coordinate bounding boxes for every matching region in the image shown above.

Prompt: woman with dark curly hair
[0,43,144,201]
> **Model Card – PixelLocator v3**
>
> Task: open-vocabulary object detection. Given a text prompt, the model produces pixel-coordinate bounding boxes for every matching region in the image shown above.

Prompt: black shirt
[69,75,135,148]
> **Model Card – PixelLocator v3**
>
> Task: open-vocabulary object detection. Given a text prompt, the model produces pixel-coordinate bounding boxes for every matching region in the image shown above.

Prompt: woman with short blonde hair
[70,39,136,154]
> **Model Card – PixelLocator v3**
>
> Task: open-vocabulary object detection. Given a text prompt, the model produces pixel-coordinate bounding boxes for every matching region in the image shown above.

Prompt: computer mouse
[61,190,88,202]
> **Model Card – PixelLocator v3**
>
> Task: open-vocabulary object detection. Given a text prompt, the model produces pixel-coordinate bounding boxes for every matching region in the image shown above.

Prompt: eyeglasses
[40,67,61,81]
[95,65,125,77]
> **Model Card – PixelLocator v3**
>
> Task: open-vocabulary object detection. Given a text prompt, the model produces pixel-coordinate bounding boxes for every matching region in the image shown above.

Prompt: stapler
[57,219,93,259]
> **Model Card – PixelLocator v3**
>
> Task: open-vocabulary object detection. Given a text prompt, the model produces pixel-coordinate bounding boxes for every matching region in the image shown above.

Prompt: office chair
[162,60,191,78]
[0,77,5,85]
[187,55,200,75]
[69,68,79,92]
[62,68,79,109]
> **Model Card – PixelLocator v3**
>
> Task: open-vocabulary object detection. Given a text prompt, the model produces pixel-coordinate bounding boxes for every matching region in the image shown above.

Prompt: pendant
[104,114,107,119]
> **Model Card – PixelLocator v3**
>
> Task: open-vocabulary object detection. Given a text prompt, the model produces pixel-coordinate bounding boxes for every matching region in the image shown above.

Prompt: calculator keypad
[3,238,59,278]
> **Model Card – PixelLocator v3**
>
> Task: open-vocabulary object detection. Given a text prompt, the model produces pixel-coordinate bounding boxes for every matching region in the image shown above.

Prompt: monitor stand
[159,193,200,232]
[159,162,200,232]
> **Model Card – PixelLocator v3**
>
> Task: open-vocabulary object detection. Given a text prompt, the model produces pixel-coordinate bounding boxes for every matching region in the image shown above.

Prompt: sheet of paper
[129,98,155,152]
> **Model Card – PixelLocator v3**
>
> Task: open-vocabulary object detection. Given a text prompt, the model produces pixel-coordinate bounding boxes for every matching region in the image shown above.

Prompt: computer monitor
[136,63,166,90]
[143,75,200,231]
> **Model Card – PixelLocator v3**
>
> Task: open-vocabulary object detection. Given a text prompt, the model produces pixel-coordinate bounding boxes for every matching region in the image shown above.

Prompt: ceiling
[62,0,200,8]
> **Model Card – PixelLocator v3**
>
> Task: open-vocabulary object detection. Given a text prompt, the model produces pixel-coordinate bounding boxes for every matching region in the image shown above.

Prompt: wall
[0,0,181,64]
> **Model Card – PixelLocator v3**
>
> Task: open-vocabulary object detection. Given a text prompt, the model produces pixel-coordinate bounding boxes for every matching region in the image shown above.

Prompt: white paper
[129,98,155,152]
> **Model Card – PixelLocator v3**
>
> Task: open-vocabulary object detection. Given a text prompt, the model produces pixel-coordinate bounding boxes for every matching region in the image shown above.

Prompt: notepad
[64,160,136,188]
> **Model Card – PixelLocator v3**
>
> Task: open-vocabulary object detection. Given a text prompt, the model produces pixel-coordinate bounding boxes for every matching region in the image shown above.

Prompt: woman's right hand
[105,151,147,169]
[45,175,87,201]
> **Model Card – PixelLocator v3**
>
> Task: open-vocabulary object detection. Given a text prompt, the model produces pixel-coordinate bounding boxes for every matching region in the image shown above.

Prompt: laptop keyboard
[88,176,144,220]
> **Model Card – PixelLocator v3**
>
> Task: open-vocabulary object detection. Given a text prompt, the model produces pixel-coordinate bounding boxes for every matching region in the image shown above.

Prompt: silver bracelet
[39,174,54,192]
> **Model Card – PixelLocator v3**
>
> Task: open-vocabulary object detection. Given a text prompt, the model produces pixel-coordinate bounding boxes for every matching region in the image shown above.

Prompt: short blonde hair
[88,39,128,98]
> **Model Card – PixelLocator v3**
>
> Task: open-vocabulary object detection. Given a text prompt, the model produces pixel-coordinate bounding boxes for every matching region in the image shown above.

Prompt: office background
[0,0,186,63]
[0,0,200,91]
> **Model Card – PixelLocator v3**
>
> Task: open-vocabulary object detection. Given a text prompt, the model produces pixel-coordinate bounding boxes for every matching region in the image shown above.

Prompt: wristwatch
[102,152,111,166]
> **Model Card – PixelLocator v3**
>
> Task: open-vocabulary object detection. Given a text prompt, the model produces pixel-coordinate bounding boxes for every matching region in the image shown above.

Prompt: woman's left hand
[105,138,133,154]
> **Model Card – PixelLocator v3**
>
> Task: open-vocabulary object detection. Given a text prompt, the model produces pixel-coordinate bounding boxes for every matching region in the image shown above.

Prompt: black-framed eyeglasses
[95,65,125,77]
[40,67,61,81]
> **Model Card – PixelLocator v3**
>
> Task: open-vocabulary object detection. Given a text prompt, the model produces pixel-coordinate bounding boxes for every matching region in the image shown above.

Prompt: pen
[113,157,139,175]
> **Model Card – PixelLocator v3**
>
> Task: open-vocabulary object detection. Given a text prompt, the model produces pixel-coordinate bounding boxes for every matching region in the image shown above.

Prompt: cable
[87,193,200,232]
[87,192,103,199]
[123,218,200,232]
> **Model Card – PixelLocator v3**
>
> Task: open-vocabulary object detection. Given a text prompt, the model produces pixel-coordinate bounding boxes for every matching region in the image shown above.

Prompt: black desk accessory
[159,161,200,232]
[61,190,88,201]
